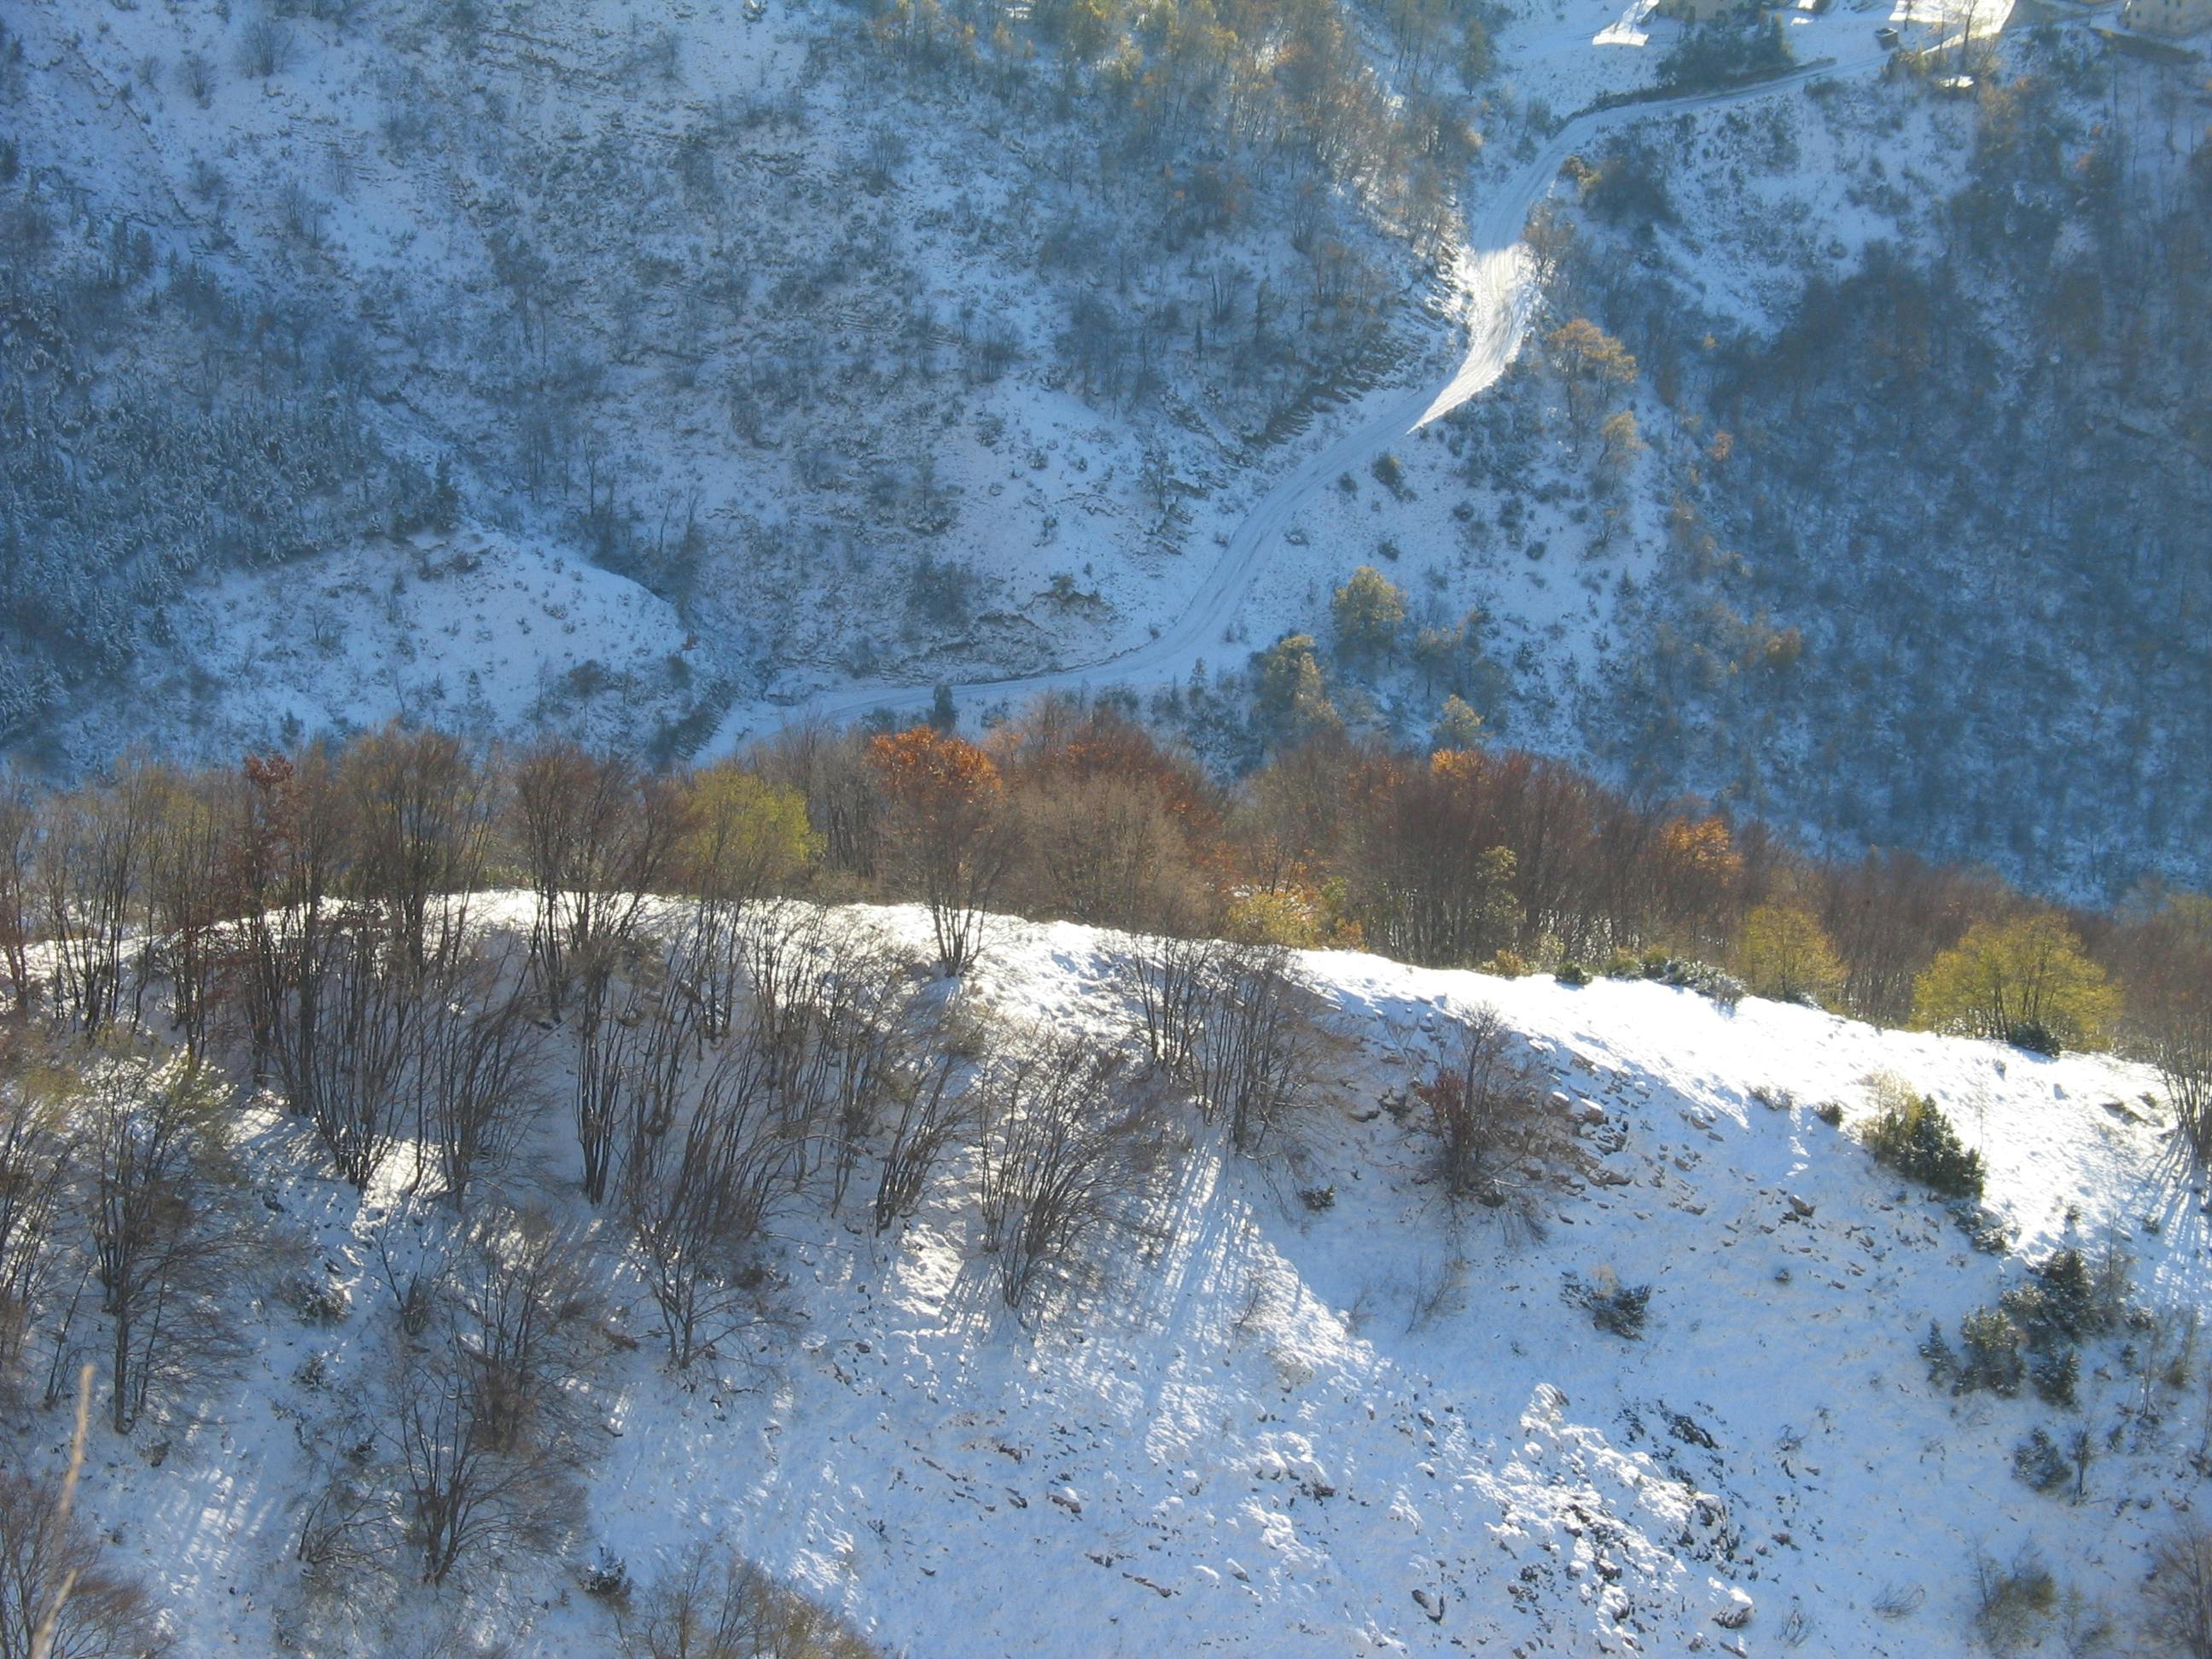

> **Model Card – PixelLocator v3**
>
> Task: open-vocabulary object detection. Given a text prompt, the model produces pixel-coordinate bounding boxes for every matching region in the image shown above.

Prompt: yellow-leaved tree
[1910,914,2119,1053]
[1733,904,1845,1007]
[675,765,818,1035]
[679,765,818,909]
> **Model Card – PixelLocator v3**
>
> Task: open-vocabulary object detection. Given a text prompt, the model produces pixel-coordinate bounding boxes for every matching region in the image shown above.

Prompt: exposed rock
[1713,1585,1755,1629]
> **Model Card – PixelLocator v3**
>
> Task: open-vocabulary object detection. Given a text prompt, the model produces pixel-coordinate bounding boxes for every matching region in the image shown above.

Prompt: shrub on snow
[1861,1075,1985,1199]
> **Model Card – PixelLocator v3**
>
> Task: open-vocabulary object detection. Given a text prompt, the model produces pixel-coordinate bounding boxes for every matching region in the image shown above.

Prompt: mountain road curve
[706,44,1891,754]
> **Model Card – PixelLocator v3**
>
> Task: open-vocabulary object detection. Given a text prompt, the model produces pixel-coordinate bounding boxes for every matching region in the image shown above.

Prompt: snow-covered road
[708,46,1891,751]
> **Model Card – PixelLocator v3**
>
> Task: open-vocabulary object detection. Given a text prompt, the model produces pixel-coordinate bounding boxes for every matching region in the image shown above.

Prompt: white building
[2122,0,2212,36]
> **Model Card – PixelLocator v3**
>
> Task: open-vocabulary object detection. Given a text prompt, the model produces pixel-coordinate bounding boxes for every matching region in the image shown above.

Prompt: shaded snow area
[4,0,1428,754]
[54,531,690,762]
[31,905,2204,1656]
[1602,69,1978,338]
[7,0,1917,771]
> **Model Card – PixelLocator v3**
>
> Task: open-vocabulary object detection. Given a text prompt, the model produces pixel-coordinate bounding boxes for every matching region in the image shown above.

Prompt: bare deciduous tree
[0,1464,166,1659]
[1192,946,1317,1155]
[175,49,216,108]
[2120,897,2212,1162]
[573,975,647,1214]
[237,14,296,82]
[343,723,495,983]
[1118,933,1222,1080]
[0,766,35,1018]
[392,1208,597,1586]
[0,1042,70,1384]
[1412,1006,1575,1235]
[797,928,923,1214]
[733,905,835,1166]
[872,1050,961,1236]
[82,1051,245,1434]
[138,767,230,1062]
[1012,773,1202,934]
[2146,1526,2212,1657]
[278,918,413,1190]
[751,725,880,883]
[628,1538,881,1659]
[625,1002,794,1369]
[408,941,543,1205]
[510,745,682,1202]
[975,1035,1152,1316]
[292,1442,392,1595]
[36,767,159,1035]
[509,743,679,1026]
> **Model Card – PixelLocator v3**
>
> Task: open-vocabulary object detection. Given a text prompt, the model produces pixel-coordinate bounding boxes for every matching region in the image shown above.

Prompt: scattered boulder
[1712,1584,1755,1629]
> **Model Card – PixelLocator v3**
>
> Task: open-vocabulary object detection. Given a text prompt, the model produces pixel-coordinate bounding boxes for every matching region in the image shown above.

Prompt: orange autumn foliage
[869,727,1003,814]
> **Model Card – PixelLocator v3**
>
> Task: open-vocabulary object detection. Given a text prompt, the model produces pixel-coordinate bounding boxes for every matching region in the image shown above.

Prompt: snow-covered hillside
[2,0,1449,764]
[26,901,2203,1656]
[17,0,2190,904]
[0,0,1918,761]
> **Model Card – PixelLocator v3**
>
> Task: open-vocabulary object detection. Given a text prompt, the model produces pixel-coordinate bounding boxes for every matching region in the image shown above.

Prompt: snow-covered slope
[59,528,691,760]
[1,0,1435,763]
[34,903,2200,1656]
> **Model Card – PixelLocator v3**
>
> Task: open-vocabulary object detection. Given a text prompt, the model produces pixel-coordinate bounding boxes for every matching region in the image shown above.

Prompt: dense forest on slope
[1562,40,2212,897]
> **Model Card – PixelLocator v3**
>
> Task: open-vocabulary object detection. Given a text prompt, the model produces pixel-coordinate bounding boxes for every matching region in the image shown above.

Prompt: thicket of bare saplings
[0,707,1359,1613]
[0,691,2197,1638]
[0,696,2206,1135]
